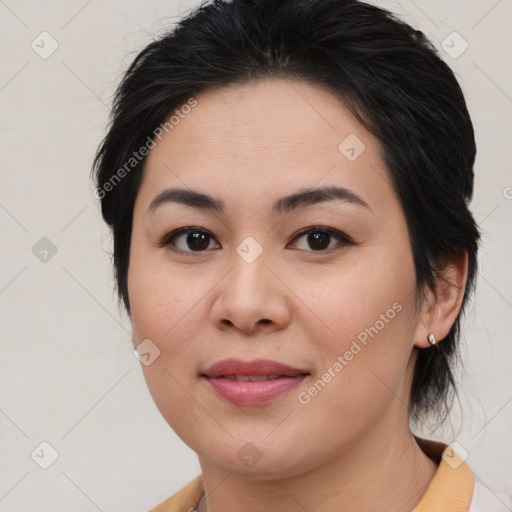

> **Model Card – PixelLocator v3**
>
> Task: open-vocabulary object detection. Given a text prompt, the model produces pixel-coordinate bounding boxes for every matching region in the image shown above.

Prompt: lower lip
[205,375,307,405]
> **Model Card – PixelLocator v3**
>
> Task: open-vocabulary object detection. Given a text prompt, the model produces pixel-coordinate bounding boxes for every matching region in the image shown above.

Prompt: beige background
[1,0,511,510]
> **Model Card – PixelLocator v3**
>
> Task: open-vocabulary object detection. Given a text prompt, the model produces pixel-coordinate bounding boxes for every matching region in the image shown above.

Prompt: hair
[92,0,480,425]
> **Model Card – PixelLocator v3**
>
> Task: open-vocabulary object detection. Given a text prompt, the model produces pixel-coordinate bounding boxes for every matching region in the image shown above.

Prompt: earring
[427,333,436,346]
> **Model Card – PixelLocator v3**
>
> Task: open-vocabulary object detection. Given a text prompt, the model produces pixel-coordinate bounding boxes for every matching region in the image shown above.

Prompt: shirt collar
[413,436,474,511]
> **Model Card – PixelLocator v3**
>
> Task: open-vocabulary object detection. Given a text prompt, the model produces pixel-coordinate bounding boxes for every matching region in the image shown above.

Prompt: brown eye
[158,225,352,255]
[290,226,353,252]
[159,227,220,253]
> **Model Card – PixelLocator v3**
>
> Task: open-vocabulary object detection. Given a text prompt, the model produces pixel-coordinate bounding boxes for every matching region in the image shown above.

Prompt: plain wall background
[0,0,511,510]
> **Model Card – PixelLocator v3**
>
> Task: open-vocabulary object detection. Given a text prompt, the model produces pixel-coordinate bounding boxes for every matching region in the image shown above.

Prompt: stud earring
[427,333,436,346]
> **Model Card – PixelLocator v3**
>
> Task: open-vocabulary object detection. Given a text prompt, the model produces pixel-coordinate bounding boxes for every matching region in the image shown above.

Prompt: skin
[127,78,468,512]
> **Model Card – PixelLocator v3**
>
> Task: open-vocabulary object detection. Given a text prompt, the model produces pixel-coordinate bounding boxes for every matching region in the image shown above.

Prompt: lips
[202,358,309,405]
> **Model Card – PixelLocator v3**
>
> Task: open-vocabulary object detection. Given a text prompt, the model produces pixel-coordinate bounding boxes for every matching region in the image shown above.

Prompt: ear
[413,250,469,348]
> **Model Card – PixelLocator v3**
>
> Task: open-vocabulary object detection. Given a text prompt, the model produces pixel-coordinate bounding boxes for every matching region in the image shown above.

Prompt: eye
[158,225,353,254]
[289,226,353,252]
[158,227,220,253]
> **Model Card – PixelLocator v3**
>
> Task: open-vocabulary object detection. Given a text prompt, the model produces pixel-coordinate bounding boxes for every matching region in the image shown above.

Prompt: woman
[92,0,511,510]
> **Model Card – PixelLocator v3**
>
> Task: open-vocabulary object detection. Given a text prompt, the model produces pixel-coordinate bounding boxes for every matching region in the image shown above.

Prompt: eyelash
[157,225,354,255]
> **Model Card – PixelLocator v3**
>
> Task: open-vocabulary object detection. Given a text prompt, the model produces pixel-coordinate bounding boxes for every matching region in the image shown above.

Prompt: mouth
[219,374,286,381]
[201,358,310,405]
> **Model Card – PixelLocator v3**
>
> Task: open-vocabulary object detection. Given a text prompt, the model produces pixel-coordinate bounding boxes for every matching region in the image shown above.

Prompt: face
[128,79,427,478]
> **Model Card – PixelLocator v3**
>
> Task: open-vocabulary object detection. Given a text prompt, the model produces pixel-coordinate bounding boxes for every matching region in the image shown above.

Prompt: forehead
[138,78,395,212]
[149,78,373,158]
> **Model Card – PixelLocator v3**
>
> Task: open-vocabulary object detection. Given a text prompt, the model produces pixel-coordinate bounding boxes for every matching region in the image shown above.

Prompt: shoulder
[148,475,204,512]
[469,478,512,512]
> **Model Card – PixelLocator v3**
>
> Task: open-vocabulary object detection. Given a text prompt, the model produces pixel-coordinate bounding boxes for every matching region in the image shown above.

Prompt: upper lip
[202,358,309,378]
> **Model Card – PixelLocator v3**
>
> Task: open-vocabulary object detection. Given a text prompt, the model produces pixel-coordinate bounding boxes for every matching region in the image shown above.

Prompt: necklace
[194,492,206,512]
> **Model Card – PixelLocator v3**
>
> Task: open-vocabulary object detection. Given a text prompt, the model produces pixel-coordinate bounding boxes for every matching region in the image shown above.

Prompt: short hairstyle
[92,0,480,424]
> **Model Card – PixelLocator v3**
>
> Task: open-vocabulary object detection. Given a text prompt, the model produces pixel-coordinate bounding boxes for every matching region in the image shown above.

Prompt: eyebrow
[147,185,371,216]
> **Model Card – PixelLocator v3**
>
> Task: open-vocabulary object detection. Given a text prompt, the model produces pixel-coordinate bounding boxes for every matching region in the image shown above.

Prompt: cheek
[128,260,215,445]
[310,250,414,344]
[297,253,417,413]
[128,255,207,345]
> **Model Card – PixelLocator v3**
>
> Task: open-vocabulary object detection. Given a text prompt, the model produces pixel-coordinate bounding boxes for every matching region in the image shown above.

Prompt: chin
[193,435,315,479]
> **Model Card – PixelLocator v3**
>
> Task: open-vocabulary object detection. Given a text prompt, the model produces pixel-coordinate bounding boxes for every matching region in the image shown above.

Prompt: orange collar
[413,437,474,511]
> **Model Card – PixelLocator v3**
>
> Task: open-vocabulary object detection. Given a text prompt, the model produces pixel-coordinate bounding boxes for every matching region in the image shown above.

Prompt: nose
[210,249,291,335]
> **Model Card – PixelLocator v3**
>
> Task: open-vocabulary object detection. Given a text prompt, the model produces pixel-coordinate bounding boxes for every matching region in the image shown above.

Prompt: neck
[196,419,438,512]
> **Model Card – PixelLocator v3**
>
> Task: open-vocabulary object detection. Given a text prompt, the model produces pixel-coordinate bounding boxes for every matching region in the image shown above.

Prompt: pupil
[184,231,331,251]
[308,231,330,250]
[188,232,209,251]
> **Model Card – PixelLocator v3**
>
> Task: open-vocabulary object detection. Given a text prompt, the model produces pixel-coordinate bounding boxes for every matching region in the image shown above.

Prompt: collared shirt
[149,437,512,511]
